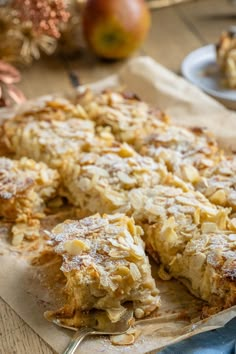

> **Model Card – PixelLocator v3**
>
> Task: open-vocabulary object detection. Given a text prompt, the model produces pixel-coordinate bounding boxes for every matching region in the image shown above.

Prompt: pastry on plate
[61,142,168,214]
[129,185,235,308]
[216,30,236,88]
[45,213,160,325]
[0,157,59,245]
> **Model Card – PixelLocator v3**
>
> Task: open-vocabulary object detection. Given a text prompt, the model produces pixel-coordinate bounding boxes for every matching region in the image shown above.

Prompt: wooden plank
[18,56,72,100]
[0,299,54,354]
[176,0,235,44]
[142,5,203,73]
[64,50,133,86]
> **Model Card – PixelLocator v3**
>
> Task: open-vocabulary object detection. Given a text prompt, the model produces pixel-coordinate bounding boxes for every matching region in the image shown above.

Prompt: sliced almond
[181,165,200,183]
[130,263,141,281]
[209,189,227,206]
[201,222,218,233]
[110,333,135,346]
[64,239,90,256]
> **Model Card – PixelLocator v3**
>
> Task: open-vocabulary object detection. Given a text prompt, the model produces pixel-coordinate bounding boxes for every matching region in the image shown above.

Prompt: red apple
[82,0,151,59]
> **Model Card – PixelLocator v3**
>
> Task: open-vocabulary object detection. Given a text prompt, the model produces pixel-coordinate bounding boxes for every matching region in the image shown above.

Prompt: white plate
[181,44,236,109]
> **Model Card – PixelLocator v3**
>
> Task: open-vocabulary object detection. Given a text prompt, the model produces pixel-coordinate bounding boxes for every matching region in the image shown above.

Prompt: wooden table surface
[0,0,235,353]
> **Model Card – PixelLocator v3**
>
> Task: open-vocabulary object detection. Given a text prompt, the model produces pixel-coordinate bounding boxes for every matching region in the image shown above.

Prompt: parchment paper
[0,56,236,354]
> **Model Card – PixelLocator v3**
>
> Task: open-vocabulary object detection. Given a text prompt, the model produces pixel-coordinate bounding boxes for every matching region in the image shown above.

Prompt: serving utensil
[47,308,134,354]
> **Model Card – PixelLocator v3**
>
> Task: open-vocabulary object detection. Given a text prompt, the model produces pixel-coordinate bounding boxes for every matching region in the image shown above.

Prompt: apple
[82,0,151,59]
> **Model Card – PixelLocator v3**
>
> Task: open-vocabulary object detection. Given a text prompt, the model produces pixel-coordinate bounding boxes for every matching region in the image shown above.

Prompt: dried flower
[0,8,21,62]
[0,61,25,107]
[58,0,84,55]
[12,0,70,38]
[0,0,70,64]
[15,21,58,62]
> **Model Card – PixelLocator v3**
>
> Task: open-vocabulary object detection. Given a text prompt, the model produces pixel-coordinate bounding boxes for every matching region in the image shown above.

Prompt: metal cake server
[48,308,134,354]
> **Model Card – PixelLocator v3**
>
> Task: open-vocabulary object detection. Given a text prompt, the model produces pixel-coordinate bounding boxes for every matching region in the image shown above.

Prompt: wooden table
[0,0,235,352]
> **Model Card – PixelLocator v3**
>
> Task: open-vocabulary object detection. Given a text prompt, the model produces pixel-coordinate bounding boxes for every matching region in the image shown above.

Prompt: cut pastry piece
[129,186,235,308]
[0,157,59,245]
[77,89,169,145]
[140,126,219,183]
[129,186,229,265]
[45,213,160,325]
[0,96,89,154]
[169,232,236,309]
[8,96,89,122]
[216,30,236,88]
[3,117,96,171]
[61,143,168,214]
[196,156,236,211]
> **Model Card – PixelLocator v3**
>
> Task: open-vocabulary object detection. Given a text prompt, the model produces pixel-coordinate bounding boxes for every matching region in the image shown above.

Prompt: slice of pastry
[61,142,168,214]
[77,89,169,145]
[216,30,236,88]
[0,157,59,245]
[168,232,236,309]
[7,96,89,122]
[129,186,228,264]
[129,186,235,308]
[140,126,219,184]
[45,213,160,325]
[196,156,236,211]
[3,117,96,171]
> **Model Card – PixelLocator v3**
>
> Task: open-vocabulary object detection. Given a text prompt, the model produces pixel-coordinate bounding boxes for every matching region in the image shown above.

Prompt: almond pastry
[0,157,59,245]
[45,213,160,324]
